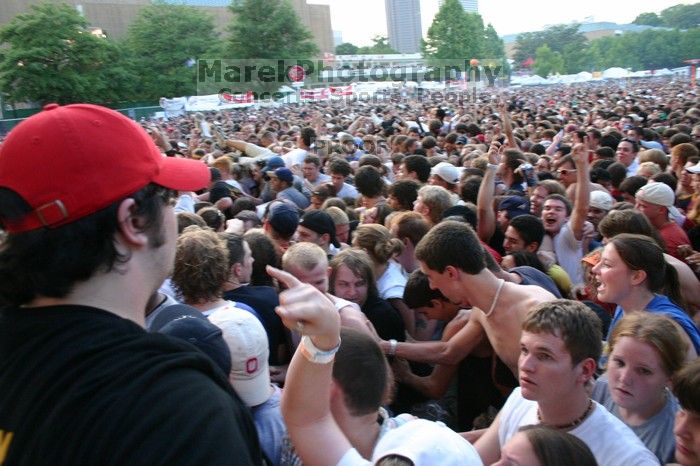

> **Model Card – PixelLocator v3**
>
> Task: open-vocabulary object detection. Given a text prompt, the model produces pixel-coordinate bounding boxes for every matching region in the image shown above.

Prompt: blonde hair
[353,224,403,264]
[608,313,688,376]
[172,226,229,304]
[282,242,327,272]
[212,156,233,175]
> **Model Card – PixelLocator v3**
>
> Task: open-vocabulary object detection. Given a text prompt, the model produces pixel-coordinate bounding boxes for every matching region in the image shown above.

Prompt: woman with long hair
[592,313,688,463]
[592,233,699,358]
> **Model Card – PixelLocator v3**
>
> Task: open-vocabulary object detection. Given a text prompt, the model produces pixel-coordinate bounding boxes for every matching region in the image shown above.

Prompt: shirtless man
[379,221,555,376]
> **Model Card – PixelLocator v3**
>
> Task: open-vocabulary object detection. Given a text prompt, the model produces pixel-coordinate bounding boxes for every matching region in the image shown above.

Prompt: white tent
[602,67,629,79]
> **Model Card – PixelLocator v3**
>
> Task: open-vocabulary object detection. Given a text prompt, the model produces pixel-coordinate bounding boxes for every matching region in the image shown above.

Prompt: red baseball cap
[0,103,209,233]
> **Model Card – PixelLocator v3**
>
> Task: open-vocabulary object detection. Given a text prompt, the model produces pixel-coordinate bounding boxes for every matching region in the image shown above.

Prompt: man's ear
[444,265,460,280]
[525,242,540,253]
[116,198,149,247]
[578,357,597,385]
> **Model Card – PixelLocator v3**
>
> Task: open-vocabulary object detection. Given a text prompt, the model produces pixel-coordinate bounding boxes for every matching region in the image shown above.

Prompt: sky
[311,0,697,47]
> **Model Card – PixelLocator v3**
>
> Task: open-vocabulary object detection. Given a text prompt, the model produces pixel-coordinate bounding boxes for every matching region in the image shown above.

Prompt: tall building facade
[0,0,334,52]
[385,0,422,54]
[438,0,478,13]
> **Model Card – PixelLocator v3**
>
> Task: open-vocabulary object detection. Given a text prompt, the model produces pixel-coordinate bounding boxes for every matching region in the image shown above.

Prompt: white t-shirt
[498,388,660,466]
[551,221,584,286]
[377,260,407,301]
[283,148,308,169]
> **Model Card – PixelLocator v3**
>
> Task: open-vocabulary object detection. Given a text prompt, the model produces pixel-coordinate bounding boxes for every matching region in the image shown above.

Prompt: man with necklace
[474,300,659,466]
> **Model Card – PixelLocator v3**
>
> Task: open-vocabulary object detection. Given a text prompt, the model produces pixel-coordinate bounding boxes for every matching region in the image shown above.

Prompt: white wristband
[388,339,398,357]
[300,335,341,364]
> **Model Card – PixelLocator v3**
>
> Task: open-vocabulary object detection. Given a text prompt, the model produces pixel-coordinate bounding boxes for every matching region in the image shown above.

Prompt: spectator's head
[530,180,566,217]
[328,158,353,193]
[243,229,280,287]
[403,270,458,322]
[0,104,208,307]
[297,210,340,252]
[172,226,229,305]
[615,138,639,167]
[325,206,351,244]
[519,300,601,402]
[504,214,545,254]
[208,309,271,407]
[672,358,700,466]
[387,179,420,211]
[329,249,377,307]
[220,232,254,286]
[353,224,403,266]
[354,166,385,200]
[282,242,329,293]
[263,201,299,241]
[587,190,614,230]
[414,185,453,226]
[400,155,431,183]
[502,425,597,466]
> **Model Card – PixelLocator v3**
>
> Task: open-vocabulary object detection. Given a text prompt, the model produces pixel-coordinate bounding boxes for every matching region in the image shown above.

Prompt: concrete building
[385,0,422,54]
[0,0,334,52]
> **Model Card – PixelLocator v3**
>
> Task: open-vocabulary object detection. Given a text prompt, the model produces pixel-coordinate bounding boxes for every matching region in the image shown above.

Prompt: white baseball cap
[431,162,460,185]
[635,182,681,219]
[686,161,700,174]
[589,190,614,211]
[208,308,270,407]
[372,419,483,465]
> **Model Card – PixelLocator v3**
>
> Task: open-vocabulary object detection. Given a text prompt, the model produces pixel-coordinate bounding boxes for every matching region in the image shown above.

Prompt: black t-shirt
[361,295,405,342]
[0,305,262,466]
[223,286,285,365]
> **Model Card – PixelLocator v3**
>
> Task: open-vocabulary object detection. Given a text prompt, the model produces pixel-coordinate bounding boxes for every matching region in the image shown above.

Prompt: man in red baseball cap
[0,104,262,465]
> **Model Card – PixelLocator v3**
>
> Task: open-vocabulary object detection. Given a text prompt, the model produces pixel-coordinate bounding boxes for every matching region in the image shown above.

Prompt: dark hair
[595,146,615,159]
[0,184,170,307]
[507,251,547,274]
[300,127,316,147]
[354,166,385,198]
[460,176,482,204]
[672,358,700,414]
[508,214,545,247]
[329,249,379,301]
[523,299,603,364]
[619,138,640,153]
[669,132,692,148]
[328,158,352,177]
[607,162,628,189]
[618,175,647,198]
[177,211,206,234]
[402,155,431,183]
[519,425,597,466]
[651,172,677,193]
[608,233,684,309]
[220,232,245,266]
[387,180,419,211]
[243,229,280,287]
[598,209,665,249]
[544,193,572,216]
[403,270,446,308]
[332,328,389,416]
[231,197,257,217]
[415,221,485,274]
[196,206,225,231]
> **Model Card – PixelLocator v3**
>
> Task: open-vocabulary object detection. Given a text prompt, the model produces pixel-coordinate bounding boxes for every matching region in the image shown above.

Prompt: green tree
[357,36,398,54]
[659,3,700,29]
[0,3,133,105]
[633,12,663,26]
[228,0,318,59]
[335,42,359,55]
[422,0,482,61]
[513,24,586,70]
[533,44,564,77]
[124,2,222,100]
[482,23,505,58]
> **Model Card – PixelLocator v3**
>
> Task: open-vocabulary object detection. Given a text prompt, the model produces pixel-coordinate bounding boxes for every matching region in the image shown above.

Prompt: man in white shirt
[474,299,659,466]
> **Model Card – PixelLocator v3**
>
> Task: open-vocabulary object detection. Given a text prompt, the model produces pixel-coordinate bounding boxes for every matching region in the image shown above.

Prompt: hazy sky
[312,0,696,46]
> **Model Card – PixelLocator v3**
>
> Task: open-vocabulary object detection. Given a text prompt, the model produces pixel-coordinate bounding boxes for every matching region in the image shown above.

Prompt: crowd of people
[1,75,700,465]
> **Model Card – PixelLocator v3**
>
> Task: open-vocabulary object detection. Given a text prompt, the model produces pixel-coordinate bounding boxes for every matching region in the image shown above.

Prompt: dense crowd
[0,75,699,466]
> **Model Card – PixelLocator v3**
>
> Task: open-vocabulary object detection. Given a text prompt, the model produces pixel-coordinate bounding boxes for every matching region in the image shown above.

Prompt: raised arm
[269,266,352,466]
[477,142,501,243]
[499,102,516,149]
[570,140,591,240]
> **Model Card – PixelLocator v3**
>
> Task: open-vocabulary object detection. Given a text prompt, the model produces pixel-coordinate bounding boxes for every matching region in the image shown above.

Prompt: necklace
[483,279,505,318]
[537,399,594,430]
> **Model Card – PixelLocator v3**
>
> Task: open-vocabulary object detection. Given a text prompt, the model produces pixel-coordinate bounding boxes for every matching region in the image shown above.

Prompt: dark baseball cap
[299,210,340,247]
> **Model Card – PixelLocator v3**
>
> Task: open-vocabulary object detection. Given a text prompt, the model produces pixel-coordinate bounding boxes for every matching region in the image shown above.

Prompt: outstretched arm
[269,266,352,466]
[570,139,591,240]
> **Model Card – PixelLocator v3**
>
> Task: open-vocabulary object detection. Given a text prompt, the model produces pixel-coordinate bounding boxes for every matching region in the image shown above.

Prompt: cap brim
[154,157,209,192]
[231,371,270,407]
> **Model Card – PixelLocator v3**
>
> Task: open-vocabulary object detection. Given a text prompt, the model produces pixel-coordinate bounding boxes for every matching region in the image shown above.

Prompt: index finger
[266,265,302,289]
